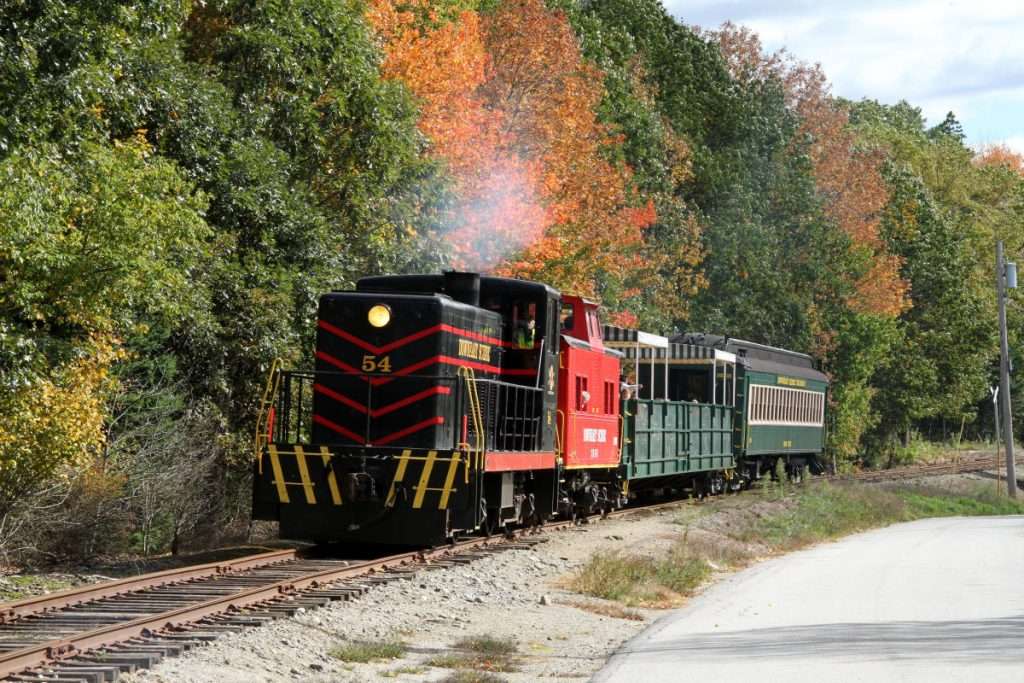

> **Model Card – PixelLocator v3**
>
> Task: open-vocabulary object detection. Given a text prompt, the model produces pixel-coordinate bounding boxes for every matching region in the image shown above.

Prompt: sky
[663,0,1024,153]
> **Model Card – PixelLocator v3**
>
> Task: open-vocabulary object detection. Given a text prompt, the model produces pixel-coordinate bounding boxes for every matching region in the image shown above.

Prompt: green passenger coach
[679,334,829,480]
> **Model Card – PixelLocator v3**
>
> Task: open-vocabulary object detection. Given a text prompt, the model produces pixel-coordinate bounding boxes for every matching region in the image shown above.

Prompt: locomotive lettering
[777,376,807,387]
[457,339,492,362]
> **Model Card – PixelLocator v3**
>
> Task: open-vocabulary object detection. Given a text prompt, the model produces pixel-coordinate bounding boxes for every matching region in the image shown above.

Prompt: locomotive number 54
[361,355,392,373]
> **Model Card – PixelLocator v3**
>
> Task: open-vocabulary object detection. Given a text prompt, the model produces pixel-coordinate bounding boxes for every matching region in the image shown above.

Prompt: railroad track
[0,454,1010,682]
[0,534,555,682]
[842,451,1019,482]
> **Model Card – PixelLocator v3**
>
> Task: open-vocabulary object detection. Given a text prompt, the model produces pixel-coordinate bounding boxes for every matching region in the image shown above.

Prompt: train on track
[252,271,828,545]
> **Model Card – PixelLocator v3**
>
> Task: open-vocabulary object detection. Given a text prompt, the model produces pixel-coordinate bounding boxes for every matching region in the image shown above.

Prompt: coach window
[576,375,589,412]
[561,302,576,332]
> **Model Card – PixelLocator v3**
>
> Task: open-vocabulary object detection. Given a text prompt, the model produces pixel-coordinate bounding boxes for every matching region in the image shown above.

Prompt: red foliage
[368,0,548,270]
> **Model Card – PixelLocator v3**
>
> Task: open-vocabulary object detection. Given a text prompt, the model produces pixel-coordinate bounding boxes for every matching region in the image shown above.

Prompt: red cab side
[558,296,621,468]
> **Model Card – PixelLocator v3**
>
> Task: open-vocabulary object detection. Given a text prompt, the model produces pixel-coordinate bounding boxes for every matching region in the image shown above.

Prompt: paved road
[595,516,1024,683]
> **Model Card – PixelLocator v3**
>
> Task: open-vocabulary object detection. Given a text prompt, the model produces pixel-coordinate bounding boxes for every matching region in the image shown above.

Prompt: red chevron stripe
[374,416,445,446]
[373,386,452,416]
[313,383,367,414]
[312,414,365,443]
[313,383,451,417]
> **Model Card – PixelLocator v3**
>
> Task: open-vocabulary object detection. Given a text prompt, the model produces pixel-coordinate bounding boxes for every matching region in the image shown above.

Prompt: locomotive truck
[252,271,827,545]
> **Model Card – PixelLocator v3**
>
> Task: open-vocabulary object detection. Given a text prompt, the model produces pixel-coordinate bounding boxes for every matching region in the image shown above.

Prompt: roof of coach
[674,333,829,385]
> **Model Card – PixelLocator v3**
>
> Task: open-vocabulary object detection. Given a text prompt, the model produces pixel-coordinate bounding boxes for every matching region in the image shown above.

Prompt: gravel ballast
[121,508,700,682]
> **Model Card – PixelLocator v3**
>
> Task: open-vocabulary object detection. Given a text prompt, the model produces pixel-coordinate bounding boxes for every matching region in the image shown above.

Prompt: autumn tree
[367,0,548,270]
[368,0,699,321]
[849,100,1002,453]
[714,23,907,318]
[975,144,1024,176]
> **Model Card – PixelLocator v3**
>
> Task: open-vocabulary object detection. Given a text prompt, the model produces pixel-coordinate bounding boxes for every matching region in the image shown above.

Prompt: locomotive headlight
[368,304,391,328]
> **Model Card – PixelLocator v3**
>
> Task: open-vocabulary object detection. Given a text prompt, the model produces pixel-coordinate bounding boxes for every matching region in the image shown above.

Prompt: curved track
[0,535,547,682]
[0,453,1013,682]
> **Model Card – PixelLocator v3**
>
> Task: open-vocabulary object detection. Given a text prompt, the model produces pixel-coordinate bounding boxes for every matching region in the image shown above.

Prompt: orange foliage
[975,144,1024,176]
[715,23,908,318]
[368,0,548,270]
[368,0,658,300]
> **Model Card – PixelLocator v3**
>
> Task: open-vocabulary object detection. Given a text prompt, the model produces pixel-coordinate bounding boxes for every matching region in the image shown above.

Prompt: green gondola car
[604,326,828,494]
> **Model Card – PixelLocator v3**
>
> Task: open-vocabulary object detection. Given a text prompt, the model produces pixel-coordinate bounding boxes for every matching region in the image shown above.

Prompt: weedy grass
[740,483,906,551]
[570,539,710,607]
[438,671,508,683]
[899,487,1024,517]
[0,575,74,602]
[329,638,407,663]
[427,636,519,673]
[573,479,1024,607]
[560,597,645,621]
[748,481,1024,552]
[381,665,428,678]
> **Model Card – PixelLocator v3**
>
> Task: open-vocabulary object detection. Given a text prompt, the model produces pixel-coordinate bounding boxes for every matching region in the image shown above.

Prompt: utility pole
[996,241,1017,498]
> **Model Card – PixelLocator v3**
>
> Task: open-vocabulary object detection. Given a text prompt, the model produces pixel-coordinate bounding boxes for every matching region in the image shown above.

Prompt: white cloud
[664,0,1024,142]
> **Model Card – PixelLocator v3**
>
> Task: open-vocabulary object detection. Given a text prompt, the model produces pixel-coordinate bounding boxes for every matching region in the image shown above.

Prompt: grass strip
[428,636,519,673]
[573,480,1024,607]
[571,542,710,607]
[330,638,407,663]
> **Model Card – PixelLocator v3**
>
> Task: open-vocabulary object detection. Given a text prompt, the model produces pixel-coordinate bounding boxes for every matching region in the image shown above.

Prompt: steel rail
[0,534,518,678]
[843,452,1021,482]
[0,549,298,625]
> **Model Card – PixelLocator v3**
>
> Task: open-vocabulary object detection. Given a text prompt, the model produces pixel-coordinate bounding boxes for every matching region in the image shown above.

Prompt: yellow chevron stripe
[320,446,342,506]
[412,450,438,509]
[293,445,317,504]
[267,445,290,504]
[438,452,461,510]
[385,449,412,508]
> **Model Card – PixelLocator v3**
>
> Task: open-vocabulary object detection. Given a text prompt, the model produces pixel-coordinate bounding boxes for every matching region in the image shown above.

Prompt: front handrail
[458,366,485,474]
[255,358,283,472]
[269,367,545,453]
